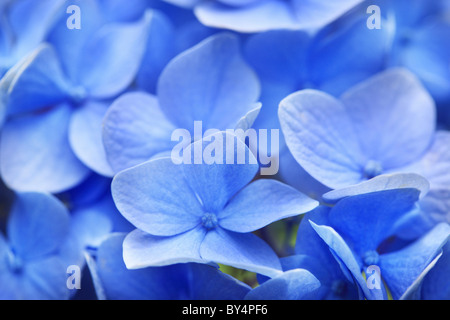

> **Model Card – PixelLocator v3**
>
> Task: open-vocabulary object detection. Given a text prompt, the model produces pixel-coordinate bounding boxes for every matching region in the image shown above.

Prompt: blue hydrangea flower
[111,132,318,277]
[0,0,153,192]
[103,32,261,174]
[163,0,364,33]
[282,206,360,300]
[0,192,73,299]
[89,233,251,300]
[279,69,449,201]
[0,0,65,80]
[309,186,450,300]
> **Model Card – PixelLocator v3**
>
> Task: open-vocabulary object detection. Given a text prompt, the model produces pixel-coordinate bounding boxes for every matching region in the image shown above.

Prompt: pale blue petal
[310,222,386,300]
[245,269,320,300]
[7,192,70,261]
[323,173,430,204]
[123,228,206,269]
[102,91,176,173]
[0,104,90,193]
[1,44,71,117]
[279,89,364,189]
[69,100,114,177]
[219,179,318,233]
[200,228,282,278]
[136,10,175,94]
[112,157,204,236]
[340,68,436,170]
[78,12,152,99]
[195,1,302,33]
[157,33,260,130]
[181,132,259,213]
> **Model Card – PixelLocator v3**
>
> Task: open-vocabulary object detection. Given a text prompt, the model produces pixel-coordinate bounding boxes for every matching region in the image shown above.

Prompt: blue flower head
[112,131,318,277]
[0,192,73,299]
[309,182,450,300]
[103,32,261,174]
[0,0,154,193]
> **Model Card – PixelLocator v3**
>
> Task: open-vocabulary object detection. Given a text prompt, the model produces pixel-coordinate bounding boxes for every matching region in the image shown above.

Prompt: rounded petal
[279,89,364,189]
[7,192,70,261]
[340,68,436,170]
[157,33,260,130]
[245,268,320,300]
[102,91,176,173]
[1,104,90,193]
[112,157,204,236]
[123,228,206,269]
[219,179,318,233]
[200,228,282,278]
[69,100,114,177]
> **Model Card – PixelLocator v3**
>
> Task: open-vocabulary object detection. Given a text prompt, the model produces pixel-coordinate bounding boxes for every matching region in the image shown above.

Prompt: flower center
[201,212,218,230]
[363,250,380,266]
[363,160,383,179]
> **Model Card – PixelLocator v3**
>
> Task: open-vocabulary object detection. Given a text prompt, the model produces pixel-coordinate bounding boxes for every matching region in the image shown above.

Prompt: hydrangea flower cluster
[0,0,449,300]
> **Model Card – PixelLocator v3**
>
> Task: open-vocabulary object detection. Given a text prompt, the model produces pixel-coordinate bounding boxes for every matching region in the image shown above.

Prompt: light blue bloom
[279,69,450,212]
[103,32,261,174]
[0,0,153,192]
[164,0,364,33]
[111,131,318,277]
[0,192,73,299]
[89,233,251,300]
[309,186,450,300]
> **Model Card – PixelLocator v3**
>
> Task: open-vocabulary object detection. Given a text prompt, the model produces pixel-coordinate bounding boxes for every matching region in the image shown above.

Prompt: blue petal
[421,242,450,300]
[379,223,450,300]
[194,1,303,33]
[200,228,282,278]
[96,234,250,299]
[6,0,65,59]
[0,256,69,300]
[136,10,175,94]
[189,263,251,300]
[397,131,450,192]
[77,11,152,99]
[123,228,207,269]
[329,189,421,256]
[157,33,260,130]
[323,173,430,204]
[340,68,436,170]
[99,0,149,22]
[279,89,364,189]
[1,44,71,117]
[397,18,450,103]
[181,132,259,213]
[245,269,320,300]
[219,179,318,233]
[69,100,114,177]
[7,192,70,261]
[0,104,90,193]
[102,91,176,173]
[96,233,187,299]
[310,221,385,300]
[309,15,390,96]
[112,157,204,236]
[290,0,364,30]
